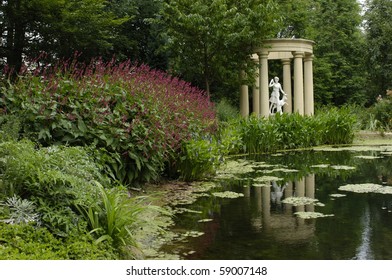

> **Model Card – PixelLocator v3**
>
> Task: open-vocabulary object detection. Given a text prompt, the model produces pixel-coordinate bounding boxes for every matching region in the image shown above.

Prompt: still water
[160,145,392,260]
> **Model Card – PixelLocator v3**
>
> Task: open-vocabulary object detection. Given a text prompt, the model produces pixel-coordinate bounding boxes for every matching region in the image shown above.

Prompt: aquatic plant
[339,183,392,194]
[238,107,356,155]
[294,211,334,219]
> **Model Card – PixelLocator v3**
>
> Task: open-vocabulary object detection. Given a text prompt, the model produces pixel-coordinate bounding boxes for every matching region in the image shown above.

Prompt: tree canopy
[160,0,280,97]
[0,0,391,107]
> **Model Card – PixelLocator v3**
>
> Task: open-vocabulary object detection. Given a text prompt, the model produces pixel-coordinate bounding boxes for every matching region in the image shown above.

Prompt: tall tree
[364,0,392,99]
[160,0,280,97]
[0,0,129,74]
[309,0,368,106]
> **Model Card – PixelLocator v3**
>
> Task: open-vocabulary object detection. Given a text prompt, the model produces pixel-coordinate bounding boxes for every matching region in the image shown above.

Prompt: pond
[157,144,392,260]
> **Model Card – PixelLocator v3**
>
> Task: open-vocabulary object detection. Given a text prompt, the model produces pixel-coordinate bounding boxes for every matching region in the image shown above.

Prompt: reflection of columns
[253,59,260,115]
[293,52,304,115]
[284,182,293,214]
[258,51,269,117]
[240,70,249,117]
[296,178,305,197]
[305,174,315,212]
[255,187,262,215]
[282,58,292,113]
[262,184,271,229]
[304,54,314,116]
[243,186,251,198]
[295,178,305,224]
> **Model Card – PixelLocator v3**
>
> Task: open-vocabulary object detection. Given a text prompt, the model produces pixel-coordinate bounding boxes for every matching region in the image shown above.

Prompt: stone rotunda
[240,38,315,117]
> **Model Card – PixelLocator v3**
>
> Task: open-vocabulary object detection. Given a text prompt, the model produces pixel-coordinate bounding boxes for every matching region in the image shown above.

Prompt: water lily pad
[330,165,356,170]
[311,164,330,168]
[254,176,283,182]
[354,155,383,159]
[329,193,347,198]
[339,183,392,194]
[174,208,203,214]
[253,183,270,188]
[294,211,334,219]
[270,168,299,173]
[217,160,254,174]
[183,231,205,238]
[282,196,319,206]
[314,202,325,207]
[198,218,213,223]
[314,146,385,152]
[212,191,244,199]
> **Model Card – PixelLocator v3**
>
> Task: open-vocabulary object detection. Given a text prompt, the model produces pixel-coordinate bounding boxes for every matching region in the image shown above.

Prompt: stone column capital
[304,54,314,62]
[257,50,269,59]
[292,51,305,58]
[281,58,291,65]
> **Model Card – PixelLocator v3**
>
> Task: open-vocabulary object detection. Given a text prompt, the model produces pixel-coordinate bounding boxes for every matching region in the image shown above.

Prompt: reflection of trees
[172,149,392,259]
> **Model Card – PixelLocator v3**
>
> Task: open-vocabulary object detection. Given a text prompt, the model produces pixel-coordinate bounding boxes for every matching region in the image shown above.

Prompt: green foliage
[368,98,392,131]
[0,0,130,74]
[316,106,357,144]
[364,0,392,98]
[0,140,108,235]
[1,60,215,184]
[0,195,39,225]
[0,223,117,260]
[309,0,368,106]
[238,108,356,154]
[160,0,281,96]
[178,135,222,181]
[0,114,21,142]
[215,98,240,122]
[76,181,165,259]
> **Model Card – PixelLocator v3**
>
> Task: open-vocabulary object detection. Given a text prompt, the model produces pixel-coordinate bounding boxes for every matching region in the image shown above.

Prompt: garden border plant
[1,58,216,185]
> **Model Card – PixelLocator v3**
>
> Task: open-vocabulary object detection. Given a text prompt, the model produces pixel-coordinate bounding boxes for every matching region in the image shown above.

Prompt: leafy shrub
[0,140,108,235]
[369,98,392,131]
[1,59,216,184]
[216,98,239,122]
[0,114,20,142]
[318,107,357,144]
[178,135,222,181]
[0,195,39,225]
[0,223,117,260]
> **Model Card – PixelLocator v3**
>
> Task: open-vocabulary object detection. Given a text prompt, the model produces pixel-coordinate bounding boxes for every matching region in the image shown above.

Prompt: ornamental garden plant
[1,58,216,184]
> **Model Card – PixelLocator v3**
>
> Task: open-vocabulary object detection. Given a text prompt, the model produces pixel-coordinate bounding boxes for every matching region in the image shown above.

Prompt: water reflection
[247,175,318,245]
[162,148,392,260]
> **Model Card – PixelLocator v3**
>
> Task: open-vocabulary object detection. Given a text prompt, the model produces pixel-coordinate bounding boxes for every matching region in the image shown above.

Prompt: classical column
[240,70,249,117]
[258,51,269,117]
[282,58,292,113]
[253,67,260,115]
[304,54,314,116]
[293,52,304,115]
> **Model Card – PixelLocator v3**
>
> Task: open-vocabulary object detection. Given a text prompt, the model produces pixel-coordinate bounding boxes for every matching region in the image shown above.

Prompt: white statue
[276,94,287,114]
[269,76,285,114]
